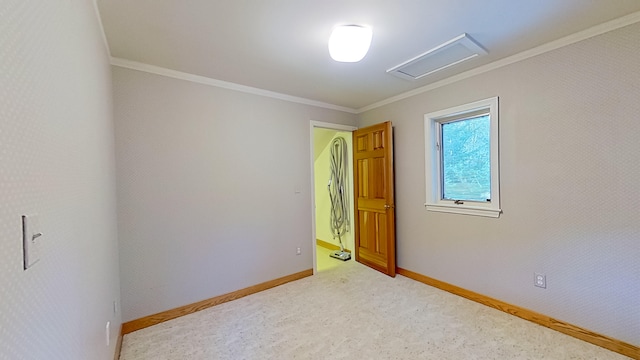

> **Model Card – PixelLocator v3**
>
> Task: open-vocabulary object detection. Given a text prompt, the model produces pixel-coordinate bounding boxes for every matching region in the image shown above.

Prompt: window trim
[424,97,501,218]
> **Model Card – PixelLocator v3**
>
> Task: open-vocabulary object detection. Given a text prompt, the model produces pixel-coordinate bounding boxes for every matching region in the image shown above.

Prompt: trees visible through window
[441,114,490,202]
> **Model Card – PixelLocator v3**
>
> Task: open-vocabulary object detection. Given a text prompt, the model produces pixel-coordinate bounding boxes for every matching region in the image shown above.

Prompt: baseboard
[397,267,639,360]
[113,324,123,360]
[121,269,313,335]
[316,239,351,253]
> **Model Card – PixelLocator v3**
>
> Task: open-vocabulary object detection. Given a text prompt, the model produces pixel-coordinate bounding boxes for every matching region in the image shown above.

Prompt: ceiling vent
[387,33,487,81]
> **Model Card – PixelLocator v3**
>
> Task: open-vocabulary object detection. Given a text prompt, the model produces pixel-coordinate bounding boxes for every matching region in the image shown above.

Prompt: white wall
[314,130,354,252]
[359,23,640,346]
[0,1,121,359]
[112,67,358,321]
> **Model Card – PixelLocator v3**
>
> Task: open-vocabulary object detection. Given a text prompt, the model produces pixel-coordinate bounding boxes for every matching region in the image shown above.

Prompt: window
[424,97,501,217]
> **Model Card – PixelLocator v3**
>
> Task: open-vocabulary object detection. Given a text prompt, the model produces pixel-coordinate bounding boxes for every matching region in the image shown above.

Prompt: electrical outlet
[296,247,301,255]
[534,273,546,288]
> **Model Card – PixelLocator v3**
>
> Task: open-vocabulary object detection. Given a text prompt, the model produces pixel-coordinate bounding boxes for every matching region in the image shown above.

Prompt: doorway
[310,121,356,274]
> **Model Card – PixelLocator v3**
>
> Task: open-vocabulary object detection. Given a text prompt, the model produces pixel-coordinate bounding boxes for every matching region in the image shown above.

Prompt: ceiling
[97,1,640,111]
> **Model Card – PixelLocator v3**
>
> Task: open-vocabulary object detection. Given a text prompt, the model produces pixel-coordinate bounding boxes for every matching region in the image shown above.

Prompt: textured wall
[0,1,121,359]
[112,67,357,321]
[359,23,640,346]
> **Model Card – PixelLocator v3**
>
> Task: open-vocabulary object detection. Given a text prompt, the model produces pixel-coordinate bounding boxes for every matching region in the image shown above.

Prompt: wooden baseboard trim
[122,268,313,335]
[397,267,639,359]
[316,239,351,253]
[113,324,123,360]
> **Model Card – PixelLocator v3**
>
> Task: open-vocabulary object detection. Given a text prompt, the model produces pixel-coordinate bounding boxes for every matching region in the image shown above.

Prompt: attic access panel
[387,33,487,81]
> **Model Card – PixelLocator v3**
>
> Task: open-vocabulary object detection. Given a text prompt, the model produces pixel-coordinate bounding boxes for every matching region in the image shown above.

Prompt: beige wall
[5,2,638,356]
[314,130,355,252]
[358,23,640,346]
[113,67,358,321]
[0,1,121,359]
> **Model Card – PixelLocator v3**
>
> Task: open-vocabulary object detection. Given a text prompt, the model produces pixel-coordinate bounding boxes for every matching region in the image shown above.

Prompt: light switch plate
[22,214,42,269]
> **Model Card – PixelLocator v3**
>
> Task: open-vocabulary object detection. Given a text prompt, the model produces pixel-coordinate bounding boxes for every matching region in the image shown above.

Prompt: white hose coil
[328,137,350,251]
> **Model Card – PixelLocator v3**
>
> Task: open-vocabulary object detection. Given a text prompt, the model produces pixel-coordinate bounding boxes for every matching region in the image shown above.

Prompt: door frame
[309,121,357,274]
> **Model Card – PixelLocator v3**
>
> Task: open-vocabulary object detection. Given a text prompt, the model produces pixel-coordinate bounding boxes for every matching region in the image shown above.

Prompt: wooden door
[353,121,396,277]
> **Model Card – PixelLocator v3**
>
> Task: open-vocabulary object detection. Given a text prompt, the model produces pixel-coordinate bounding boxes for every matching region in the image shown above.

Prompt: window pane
[441,115,490,202]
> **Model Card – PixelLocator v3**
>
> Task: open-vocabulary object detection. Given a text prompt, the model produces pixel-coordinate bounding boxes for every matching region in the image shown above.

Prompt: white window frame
[424,97,501,218]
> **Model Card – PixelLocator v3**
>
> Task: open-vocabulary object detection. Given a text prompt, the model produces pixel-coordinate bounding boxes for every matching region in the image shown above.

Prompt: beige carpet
[119,257,630,359]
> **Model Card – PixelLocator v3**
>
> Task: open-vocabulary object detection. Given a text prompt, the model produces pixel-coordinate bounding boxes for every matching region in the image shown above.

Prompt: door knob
[384,204,391,209]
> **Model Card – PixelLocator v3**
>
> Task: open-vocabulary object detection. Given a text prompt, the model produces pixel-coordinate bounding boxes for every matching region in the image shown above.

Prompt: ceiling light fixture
[328,25,372,62]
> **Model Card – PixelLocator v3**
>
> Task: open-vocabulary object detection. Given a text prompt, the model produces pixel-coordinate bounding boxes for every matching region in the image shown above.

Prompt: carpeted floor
[119,257,630,359]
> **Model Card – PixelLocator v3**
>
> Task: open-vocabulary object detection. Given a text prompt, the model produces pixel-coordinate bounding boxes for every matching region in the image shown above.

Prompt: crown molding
[109,57,359,114]
[92,0,111,58]
[358,10,640,113]
[106,10,640,115]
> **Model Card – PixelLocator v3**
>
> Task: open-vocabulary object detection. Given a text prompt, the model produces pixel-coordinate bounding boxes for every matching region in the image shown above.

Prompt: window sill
[425,203,501,218]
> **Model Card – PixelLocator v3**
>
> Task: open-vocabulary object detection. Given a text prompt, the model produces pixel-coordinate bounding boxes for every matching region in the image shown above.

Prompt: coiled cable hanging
[328,137,350,252]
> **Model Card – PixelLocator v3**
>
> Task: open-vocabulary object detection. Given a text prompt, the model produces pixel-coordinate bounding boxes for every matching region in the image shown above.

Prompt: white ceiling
[97,1,640,111]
